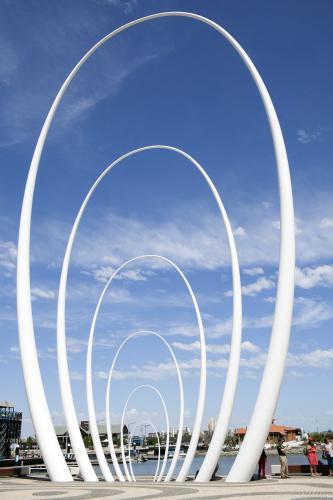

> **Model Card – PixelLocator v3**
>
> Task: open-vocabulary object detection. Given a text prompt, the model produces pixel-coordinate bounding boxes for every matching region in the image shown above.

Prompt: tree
[26,436,35,449]
[147,436,158,446]
[83,436,93,449]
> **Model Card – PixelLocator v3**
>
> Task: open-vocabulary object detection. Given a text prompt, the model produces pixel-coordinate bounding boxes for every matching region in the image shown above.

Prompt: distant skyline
[0,0,332,437]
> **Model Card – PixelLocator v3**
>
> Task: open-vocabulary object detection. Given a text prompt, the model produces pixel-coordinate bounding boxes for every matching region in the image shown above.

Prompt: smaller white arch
[127,421,161,482]
[86,254,201,481]
[120,385,169,482]
[104,329,184,482]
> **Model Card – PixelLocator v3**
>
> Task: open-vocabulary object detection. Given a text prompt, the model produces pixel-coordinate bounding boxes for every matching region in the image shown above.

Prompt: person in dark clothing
[258,449,267,479]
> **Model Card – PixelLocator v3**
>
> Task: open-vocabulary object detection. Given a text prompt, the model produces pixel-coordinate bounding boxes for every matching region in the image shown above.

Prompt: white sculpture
[17,12,294,483]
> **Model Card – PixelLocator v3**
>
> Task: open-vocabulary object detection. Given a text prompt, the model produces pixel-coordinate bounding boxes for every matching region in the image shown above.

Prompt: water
[93,452,311,478]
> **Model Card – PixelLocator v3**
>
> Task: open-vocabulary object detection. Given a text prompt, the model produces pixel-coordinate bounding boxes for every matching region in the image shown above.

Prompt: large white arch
[57,144,241,483]
[127,421,161,482]
[100,327,184,483]
[119,385,169,482]
[17,12,294,483]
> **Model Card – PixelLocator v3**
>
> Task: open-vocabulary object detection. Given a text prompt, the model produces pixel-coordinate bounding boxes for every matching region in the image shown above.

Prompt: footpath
[0,475,333,499]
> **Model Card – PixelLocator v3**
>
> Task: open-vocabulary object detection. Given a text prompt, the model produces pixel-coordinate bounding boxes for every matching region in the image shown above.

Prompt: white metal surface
[120,386,169,482]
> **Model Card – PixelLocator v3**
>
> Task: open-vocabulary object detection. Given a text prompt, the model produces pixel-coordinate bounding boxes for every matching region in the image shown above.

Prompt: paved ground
[0,476,333,499]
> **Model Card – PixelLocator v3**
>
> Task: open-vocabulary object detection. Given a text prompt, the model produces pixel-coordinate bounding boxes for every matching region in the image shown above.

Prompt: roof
[234,424,297,436]
[97,424,127,435]
[0,401,14,408]
[54,424,127,436]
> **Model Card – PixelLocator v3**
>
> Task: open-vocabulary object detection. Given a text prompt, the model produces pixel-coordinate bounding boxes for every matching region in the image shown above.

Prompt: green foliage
[83,436,93,448]
[25,436,35,449]
[309,431,333,442]
[147,436,158,446]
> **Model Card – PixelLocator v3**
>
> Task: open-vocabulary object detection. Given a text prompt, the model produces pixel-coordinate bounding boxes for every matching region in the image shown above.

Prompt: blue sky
[0,0,332,438]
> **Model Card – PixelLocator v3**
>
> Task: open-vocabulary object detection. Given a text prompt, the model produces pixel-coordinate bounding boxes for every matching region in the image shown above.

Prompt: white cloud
[86,265,153,284]
[242,267,264,277]
[241,276,275,297]
[287,349,333,368]
[225,276,275,297]
[293,297,333,328]
[233,226,246,236]
[0,240,17,276]
[297,129,322,144]
[70,371,84,381]
[0,43,19,86]
[66,337,87,354]
[31,287,56,300]
[320,218,333,228]
[172,340,260,354]
[32,189,333,279]
[241,341,260,353]
[104,0,137,14]
[172,341,230,354]
[295,264,333,289]
[240,352,267,369]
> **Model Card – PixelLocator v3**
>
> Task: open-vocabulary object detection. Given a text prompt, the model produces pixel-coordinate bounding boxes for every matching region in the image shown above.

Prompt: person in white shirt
[323,438,333,476]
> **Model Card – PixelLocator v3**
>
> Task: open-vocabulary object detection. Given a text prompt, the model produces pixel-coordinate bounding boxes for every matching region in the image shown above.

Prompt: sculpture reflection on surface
[17,11,294,483]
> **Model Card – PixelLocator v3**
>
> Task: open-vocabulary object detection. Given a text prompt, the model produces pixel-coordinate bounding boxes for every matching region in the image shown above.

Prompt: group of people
[257,436,333,479]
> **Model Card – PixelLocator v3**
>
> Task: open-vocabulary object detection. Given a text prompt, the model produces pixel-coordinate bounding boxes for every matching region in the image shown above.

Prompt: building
[233,424,301,444]
[54,421,128,449]
[0,402,22,457]
[208,418,216,434]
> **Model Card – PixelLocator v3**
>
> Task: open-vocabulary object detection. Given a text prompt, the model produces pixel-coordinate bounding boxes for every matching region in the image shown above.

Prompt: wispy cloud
[31,287,56,300]
[225,275,275,297]
[172,340,230,354]
[84,265,154,284]
[295,264,333,289]
[0,15,168,148]
[287,348,333,369]
[32,191,333,280]
[70,371,85,381]
[172,340,260,354]
[95,343,332,382]
[103,0,137,14]
[0,42,19,86]
[0,240,17,276]
[242,267,264,277]
[297,128,322,144]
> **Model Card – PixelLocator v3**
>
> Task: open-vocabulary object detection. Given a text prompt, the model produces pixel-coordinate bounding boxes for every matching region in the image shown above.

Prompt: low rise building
[54,421,128,449]
[233,423,301,444]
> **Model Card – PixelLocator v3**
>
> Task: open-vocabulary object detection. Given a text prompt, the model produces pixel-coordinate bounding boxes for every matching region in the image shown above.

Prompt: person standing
[258,449,267,479]
[277,437,289,478]
[323,438,333,476]
[15,445,20,465]
[306,437,319,477]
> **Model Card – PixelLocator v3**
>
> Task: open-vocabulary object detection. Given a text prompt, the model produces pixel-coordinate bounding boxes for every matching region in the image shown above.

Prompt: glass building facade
[0,402,22,458]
